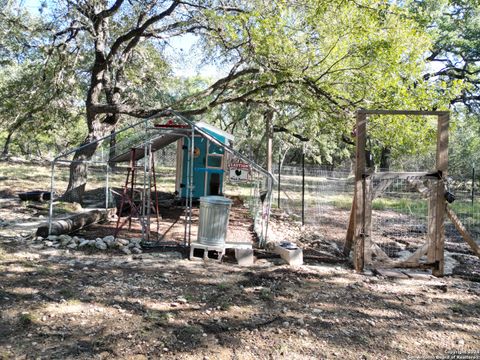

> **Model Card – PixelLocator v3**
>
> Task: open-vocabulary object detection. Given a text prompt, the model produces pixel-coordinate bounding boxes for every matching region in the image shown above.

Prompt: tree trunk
[63,117,113,203]
[1,130,14,158]
[380,147,391,171]
[108,129,117,169]
[63,14,113,204]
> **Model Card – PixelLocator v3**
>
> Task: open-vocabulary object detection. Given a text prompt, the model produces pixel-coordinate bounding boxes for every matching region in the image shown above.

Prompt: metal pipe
[146,142,153,241]
[278,151,281,209]
[145,127,193,246]
[263,175,273,246]
[302,143,305,226]
[105,163,109,210]
[189,126,195,246]
[48,160,56,235]
[473,167,476,206]
[184,137,190,245]
[54,118,149,160]
[141,124,148,240]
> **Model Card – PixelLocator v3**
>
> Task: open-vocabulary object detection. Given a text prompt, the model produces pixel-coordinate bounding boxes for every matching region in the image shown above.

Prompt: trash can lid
[199,196,233,205]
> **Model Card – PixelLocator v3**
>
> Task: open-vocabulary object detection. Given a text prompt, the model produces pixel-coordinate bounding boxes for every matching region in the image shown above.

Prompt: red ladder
[114,147,161,241]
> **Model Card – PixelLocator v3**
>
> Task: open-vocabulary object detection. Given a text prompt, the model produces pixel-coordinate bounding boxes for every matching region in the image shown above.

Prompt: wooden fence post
[353,111,367,272]
[364,178,373,265]
[432,113,449,276]
[427,180,437,264]
[344,198,355,256]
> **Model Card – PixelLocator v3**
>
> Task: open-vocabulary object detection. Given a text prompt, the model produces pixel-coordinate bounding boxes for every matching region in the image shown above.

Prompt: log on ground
[36,209,115,237]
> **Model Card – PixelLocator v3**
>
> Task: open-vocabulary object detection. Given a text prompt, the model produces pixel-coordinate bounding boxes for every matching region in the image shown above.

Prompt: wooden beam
[372,179,394,199]
[357,109,450,116]
[344,196,355,256]
[371,172,436,180]
[446,206,480,260]
[379,261,438,270]
[353,112,367,272]
[427,185,437,264]
[371,243,390,261]
[406,178,431,198]
[402,241,429,265]
[364,178,373,265]
[432,113,449,276]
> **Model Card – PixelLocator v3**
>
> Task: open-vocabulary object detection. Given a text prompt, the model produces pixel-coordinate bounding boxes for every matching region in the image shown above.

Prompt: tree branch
[107,0,180,61]
[97,0,125,19]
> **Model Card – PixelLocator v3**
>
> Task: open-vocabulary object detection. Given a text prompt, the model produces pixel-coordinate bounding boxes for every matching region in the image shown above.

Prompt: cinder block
[235,248,254,266]
[274,244,303,266]
[189,243,225,262]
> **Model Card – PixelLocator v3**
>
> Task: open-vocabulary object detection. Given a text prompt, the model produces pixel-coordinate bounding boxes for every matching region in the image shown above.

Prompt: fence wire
[48,116,272,247]
[447,172,480,243]
[273,165,480,257]
[370,176,432,260]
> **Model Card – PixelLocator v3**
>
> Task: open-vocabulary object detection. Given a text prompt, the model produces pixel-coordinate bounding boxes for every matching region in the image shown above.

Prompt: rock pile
[35,234,143,254]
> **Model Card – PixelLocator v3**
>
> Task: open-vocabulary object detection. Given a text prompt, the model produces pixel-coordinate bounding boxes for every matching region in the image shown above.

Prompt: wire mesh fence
[47,115,273,248]
[273,164,480,258]
[272,165,353,248]
[447,171,480,243]
[50,133,183,244]
[273,165,353,225]
[369,176,433,261]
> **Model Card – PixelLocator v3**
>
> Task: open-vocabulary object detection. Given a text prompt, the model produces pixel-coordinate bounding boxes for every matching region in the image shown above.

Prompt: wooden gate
[344,110,449,276]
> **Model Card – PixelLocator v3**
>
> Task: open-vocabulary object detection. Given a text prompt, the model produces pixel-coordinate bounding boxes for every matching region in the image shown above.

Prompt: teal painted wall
[180,133,227,198]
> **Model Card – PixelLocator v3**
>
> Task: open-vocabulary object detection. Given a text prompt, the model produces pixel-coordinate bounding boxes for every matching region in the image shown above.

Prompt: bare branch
[179,1,246,13]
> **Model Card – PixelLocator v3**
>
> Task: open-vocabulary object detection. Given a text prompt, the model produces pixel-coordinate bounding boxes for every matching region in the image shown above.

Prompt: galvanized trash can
[197,196,233,246]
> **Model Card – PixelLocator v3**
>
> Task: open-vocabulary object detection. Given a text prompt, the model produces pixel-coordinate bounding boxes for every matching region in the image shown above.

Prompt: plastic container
[18,191,51,202]
[197,196,233,246]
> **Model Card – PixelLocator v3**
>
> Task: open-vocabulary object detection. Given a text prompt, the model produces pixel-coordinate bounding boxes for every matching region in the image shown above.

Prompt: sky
[20,0,226,79]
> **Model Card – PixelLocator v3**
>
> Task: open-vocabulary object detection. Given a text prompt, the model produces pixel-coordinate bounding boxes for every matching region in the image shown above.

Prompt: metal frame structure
[48,111,274,247]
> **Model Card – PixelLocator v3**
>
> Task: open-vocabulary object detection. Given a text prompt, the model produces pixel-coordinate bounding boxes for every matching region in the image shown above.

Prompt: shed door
[206,141,224,196]
[181,136,207,198]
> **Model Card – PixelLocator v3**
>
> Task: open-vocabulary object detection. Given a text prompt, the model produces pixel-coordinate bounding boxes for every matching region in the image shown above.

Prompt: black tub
[18,191,51,202]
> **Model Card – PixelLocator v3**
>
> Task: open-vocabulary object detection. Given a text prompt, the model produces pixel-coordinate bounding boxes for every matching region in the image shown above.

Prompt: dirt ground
[1,161,479,359]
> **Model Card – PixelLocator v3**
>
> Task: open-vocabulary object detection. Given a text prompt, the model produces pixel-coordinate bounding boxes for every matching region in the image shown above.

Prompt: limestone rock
[78,239,90,248]
[116,238,129,246]
[103,235,115,247]
[298,329,308,336]
[95,239,107,250]
[59,235,72,246]
[121,246,132,255]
